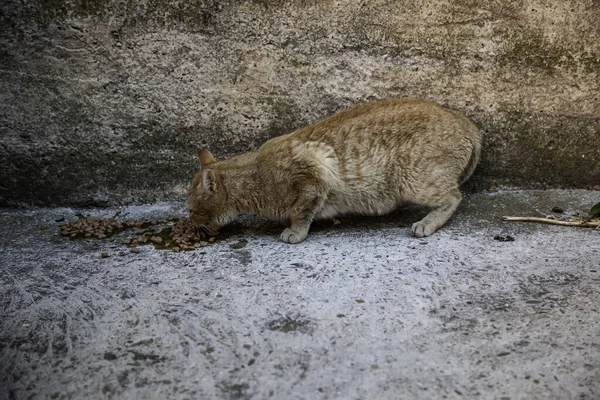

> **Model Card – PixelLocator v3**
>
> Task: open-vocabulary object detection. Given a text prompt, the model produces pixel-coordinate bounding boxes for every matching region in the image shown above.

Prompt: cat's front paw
[410,221,437,238]
[280,228,308,244]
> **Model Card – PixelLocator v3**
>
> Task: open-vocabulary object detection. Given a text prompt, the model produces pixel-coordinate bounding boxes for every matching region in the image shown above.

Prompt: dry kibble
[60,216,217,251]
[150,236,163,244]
[59,216,130,239]
[101,252,109,258]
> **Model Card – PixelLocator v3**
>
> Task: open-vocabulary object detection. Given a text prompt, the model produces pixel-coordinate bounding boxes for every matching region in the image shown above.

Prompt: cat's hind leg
[280,193,326,244]
[410,187,461,238]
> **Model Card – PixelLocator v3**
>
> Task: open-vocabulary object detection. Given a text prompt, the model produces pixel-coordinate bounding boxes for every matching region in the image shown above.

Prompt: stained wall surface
[1,0,599,206]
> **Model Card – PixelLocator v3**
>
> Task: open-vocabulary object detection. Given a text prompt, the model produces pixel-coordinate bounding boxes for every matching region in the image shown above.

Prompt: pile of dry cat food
[122,217,216,252]
[59,216,217,252]
[59,217,149,239]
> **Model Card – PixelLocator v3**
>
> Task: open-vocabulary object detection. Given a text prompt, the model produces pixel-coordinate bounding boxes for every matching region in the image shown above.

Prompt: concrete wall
[1,0,599,206]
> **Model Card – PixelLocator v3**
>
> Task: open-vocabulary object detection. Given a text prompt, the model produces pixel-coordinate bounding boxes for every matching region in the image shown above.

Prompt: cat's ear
[197,149,216,168]
[202,169,216,193]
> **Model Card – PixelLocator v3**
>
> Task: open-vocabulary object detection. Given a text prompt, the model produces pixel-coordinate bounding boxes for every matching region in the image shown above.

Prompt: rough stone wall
[1,0,599,206]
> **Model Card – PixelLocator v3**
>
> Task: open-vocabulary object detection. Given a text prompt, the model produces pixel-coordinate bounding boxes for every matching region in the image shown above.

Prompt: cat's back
[294,97,478,142]
[259,98,478,152]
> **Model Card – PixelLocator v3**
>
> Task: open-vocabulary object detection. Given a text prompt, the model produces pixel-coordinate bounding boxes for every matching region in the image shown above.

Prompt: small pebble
[130,247,139,254]
[101,252,109,258]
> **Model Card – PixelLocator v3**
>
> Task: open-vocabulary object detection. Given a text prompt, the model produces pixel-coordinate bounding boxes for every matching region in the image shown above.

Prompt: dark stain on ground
[130,338,154,346]
[266,315,314,334]
[518,271,581,307]
[494,234,515,242]
[219,382,251,400]
[433,268,585,335]
[526,272,579,287]
[118,370,130,387]
[230,239,248,249]
[127,350,165,365]
[230,249,252,266]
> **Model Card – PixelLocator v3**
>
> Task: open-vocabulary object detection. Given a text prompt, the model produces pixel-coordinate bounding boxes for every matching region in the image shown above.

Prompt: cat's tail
[459,132,482,185]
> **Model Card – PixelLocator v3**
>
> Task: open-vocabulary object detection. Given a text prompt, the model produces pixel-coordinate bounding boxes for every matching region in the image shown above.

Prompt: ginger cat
[186,98,482,243]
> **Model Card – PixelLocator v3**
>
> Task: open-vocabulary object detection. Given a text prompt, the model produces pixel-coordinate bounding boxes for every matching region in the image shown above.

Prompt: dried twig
[502,216,600,229]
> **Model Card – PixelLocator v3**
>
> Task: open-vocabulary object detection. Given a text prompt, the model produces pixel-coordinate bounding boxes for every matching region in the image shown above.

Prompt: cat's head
[185,150,232,233]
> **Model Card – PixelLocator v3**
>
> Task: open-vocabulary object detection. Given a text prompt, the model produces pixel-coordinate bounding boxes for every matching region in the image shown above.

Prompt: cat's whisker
[201,225,219,236]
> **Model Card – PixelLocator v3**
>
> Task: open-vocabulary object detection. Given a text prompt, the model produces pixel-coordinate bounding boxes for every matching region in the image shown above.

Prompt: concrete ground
[1,190,599,400]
